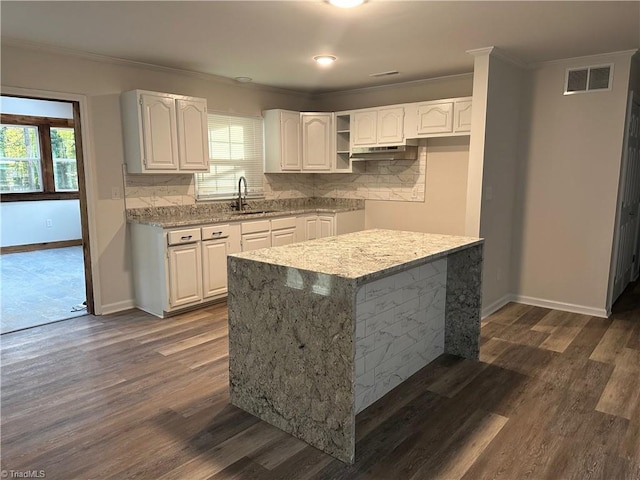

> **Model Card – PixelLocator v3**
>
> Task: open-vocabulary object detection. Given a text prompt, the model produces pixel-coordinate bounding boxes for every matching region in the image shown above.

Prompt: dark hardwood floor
[1,282,639,479]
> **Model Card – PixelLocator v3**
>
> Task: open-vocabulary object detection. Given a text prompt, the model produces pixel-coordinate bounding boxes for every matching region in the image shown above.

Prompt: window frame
[0,113,79,202]
[195,112,265,202]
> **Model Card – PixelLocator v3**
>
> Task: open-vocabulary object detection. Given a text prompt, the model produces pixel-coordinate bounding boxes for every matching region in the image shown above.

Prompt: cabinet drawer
[242,219,271,234]
[167,228,201,245]
[271,216,296,231]
[202,224,231,240]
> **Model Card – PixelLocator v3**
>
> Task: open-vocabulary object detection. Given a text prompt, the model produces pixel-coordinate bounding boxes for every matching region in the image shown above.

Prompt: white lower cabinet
[318,215,335,238]
[202,238,229,299]
[130,211,364,318]
[168,242,203,308]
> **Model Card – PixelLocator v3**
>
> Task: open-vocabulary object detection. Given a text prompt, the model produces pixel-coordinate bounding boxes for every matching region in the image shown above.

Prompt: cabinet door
[202,239,229,298]
[272,227,296,247]
[453,100,472,133]
[242,231,271,251]
[140,93,179,170]
[377,107,404,144]
[318,215,335,238]
[416,101,454,135]
[304,216,318,240]
[301,113,332,171]
[176,98,210,172]
[281,111,302,171]
[352,110,377,146]
[167,243,202,308]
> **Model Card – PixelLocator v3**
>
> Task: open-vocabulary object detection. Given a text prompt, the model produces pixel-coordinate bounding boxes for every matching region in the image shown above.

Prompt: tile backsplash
[123,146,427,208]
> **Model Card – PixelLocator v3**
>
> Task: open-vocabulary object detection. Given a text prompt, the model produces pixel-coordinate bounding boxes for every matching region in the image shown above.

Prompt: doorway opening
[0,95,94,333]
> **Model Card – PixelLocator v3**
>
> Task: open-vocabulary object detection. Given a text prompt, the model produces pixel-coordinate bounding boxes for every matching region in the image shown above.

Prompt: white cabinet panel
[301,113,332,171]
[272,228,296,247]
[264,109,301,172]
[453,99,472,133]
[377,107,405,145]
[176,98,209,172]
[202,239,229,298]
[304,216,318,240]
[168,243,202,308]
[352,110,378,146]
[242,231,271,251]
[318,215,335,238]
[141,93,179,171]
[416,101,454,135]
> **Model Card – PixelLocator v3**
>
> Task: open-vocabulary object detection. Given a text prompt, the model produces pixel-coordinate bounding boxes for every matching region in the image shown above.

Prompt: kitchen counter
[227,229,484,463]
[126,197,364,228]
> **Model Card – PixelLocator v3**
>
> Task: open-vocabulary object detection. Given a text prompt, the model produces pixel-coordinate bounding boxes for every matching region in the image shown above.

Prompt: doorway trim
[2,85,102,314]
[607,89,640,314]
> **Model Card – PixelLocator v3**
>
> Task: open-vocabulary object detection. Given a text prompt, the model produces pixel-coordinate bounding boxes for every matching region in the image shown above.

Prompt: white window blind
[195,113,264,200]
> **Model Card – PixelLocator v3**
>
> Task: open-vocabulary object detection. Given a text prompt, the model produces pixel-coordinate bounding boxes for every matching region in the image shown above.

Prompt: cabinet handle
[181,235,193,240]
[211,231,223,237]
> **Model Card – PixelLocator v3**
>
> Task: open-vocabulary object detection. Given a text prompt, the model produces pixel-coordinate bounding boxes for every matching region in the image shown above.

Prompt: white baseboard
[481,294,516,319]
[512,295,608,318]
[99,299,136,315]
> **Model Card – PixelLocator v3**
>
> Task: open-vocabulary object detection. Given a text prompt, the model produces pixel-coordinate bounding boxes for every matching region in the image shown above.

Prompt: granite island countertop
[230,229,483,283]
[126,197,364,228]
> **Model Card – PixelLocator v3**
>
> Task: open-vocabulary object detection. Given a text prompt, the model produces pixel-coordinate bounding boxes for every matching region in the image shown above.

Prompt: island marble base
[228,243,482,464]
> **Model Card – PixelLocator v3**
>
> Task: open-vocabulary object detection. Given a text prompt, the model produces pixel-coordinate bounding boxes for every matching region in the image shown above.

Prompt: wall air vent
[564,64,613,95]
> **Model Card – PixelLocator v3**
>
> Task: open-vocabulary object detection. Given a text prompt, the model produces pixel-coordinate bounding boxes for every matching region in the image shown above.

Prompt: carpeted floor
[0,246,87,334]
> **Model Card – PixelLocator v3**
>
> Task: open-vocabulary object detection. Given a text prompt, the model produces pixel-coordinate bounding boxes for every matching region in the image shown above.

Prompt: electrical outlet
[46,219,53,228]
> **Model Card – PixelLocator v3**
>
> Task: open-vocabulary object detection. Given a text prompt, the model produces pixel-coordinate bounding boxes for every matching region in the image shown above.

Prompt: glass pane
[0,159,42,193]
[0,125,42,193]
[0,124,40,158]
[51,127,78,191]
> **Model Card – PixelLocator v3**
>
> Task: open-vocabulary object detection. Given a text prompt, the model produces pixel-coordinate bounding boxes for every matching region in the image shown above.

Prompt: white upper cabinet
[121,90,210,174]
[264,109,301,172]
[453,99,472,133]
[352,107,405,147]
[377,107,405,145]
[176,98,210,171]
[416,101,454,135]
[352,110,378,146]
[404,97,472,138]
[301,113,332,171]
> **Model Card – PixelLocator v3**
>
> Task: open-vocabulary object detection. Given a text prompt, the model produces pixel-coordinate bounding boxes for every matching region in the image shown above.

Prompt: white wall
[515,52,633,316]
[473,51,526,315]
[1,200,81,247]
[1,42,313,313]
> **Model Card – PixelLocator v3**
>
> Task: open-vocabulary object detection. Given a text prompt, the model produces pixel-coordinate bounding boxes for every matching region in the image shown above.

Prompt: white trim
[481,294,515,319]
[1,85,103,314]
[530,49,638,69]
[101,299,136,315]
[513,295,608,318]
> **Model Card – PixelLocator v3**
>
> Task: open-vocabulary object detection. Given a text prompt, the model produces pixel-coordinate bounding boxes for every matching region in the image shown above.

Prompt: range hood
[350,144,418,161]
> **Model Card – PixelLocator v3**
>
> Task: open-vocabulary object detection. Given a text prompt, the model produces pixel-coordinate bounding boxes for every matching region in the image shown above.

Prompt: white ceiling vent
[564,64,613,95]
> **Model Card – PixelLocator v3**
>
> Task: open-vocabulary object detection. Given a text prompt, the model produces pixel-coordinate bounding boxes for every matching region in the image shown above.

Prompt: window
[195,113,264,201]
[0,114,78,200]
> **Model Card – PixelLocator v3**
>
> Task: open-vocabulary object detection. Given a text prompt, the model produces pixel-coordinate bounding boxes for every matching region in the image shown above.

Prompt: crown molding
[1,37,314,100]
[466,46,528,69]
[311,71,474,101]
[529,49,639,69]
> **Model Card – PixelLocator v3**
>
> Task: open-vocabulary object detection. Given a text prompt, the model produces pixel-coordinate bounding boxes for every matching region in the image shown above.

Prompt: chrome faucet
[237,176,248,211]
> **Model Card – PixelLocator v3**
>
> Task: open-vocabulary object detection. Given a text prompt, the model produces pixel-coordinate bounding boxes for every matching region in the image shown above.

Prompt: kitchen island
[227,229,483,463]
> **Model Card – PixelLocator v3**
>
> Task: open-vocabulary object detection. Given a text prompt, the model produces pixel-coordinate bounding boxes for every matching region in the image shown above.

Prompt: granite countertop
[126,197,364,228]
[230,229,483,282]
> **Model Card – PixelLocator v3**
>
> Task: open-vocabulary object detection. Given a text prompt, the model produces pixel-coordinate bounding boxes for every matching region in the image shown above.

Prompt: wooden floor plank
[1,280,638,479]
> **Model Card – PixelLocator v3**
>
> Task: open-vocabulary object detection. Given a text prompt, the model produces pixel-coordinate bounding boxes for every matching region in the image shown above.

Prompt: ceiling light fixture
[314,55,337,66]
[329,0,366,8]
[234,76,253,83]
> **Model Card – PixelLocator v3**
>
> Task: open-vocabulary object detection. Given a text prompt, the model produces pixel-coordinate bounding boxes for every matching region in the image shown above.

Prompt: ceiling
[1,1,639,94]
